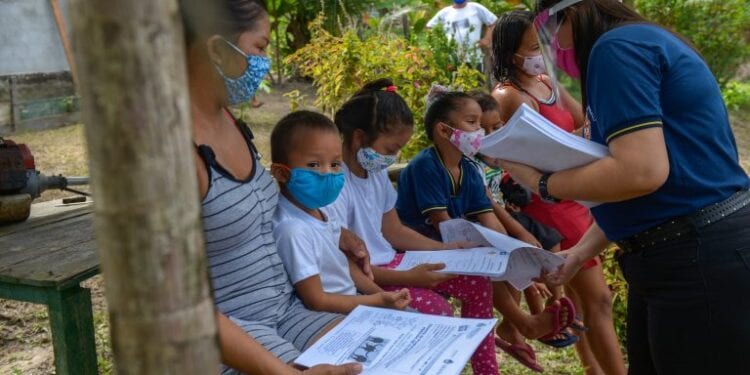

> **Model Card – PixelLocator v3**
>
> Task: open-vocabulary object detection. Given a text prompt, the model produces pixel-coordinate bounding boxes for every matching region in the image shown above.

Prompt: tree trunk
[69,0,220,373]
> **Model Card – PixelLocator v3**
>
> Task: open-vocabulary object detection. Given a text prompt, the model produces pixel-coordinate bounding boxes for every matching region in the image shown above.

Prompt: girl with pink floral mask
[396,89,582,373]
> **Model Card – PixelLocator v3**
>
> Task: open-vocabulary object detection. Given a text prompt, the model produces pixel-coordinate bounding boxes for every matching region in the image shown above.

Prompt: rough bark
[69,0,220,373]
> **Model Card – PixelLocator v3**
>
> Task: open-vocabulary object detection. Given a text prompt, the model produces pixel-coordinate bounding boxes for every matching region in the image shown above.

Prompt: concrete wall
[0,0,72,76]
[0,1,78,135]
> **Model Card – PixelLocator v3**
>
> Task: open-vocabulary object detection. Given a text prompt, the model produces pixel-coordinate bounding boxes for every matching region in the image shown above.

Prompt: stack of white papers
[479,103,609,173]
[395,219,564,290]
[394,247,508,278]
[295,306,496,375]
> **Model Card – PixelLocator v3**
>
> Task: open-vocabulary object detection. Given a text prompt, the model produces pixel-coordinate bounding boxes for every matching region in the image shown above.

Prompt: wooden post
[49,0,78,85]
[68,0,220,373]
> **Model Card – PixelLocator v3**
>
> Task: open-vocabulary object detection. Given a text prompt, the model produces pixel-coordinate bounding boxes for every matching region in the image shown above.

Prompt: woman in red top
[489,10,625,375]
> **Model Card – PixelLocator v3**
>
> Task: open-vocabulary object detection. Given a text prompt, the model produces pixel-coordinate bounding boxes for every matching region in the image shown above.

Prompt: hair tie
[384,85,397,92]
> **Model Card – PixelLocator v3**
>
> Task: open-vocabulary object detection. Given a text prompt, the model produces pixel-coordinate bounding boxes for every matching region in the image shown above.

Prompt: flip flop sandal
[495,336,544,373]
[538,328,579,348]
[570,314,588,333]
[538,297,577,341]
[557,296,577,330]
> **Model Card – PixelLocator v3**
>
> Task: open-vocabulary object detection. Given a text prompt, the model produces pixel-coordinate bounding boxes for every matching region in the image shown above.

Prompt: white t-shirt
[273,195,357,296]
[324,164,399,266]
[426,2,498,63]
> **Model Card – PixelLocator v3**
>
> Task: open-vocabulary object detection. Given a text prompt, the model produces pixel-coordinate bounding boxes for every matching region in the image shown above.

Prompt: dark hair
[271,110,338,164]
[491,10,535,87]
[334,78,414,146]
[534,0,695,107]
[181,0,268,45]
[470,91,499,113]
[424,91,474,141]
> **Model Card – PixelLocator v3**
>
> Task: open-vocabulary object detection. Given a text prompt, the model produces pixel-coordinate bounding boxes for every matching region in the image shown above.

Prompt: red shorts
[581,255,600,270]
[522,197,600,270]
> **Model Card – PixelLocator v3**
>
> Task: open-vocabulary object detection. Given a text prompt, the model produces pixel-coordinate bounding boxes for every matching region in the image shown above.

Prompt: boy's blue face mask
[214,38,271,106]
[278,166,345,210]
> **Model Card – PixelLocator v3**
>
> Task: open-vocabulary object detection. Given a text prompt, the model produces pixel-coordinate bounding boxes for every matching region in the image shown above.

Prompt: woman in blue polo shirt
[499,0,750,373]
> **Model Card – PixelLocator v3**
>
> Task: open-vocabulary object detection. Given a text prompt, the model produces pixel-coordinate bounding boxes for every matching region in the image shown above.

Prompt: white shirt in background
[274,195,357,296]
[426,2,498,63]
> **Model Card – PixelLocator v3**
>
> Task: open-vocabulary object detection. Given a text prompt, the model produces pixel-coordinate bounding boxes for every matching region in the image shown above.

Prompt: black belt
[616,190,750,254]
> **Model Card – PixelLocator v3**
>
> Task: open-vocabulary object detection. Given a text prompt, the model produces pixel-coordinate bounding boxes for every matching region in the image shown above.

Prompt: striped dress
[198,120,340,371]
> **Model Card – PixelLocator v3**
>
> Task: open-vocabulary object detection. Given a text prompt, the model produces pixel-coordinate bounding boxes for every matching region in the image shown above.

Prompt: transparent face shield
[534,0,583,48]
[533,0,583,101]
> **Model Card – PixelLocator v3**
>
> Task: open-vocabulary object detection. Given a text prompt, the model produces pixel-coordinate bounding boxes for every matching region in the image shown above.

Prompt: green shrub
[635,0,750,87]
[285,17,485,159]
[601,246,628,349]
[723,81,750,112]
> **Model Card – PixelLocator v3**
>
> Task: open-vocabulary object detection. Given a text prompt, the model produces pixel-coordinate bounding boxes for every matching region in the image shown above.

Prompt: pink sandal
[537,296,576,341]
[495,336,544,373]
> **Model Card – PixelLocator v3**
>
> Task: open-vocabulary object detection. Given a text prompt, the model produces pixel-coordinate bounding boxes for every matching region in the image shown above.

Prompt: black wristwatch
[538,172,561,203]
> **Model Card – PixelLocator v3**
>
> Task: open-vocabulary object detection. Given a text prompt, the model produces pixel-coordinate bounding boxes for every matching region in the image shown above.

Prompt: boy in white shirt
[271,110,411,314]
[427,0,498,65]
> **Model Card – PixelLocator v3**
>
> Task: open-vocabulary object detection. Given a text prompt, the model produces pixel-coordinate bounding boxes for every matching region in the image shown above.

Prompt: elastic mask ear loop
[221,37,248,58]
[213,38,248,78]
[442,122,458,135]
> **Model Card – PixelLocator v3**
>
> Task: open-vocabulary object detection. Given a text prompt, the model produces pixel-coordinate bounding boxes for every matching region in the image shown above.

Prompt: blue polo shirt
[396,147,493,237]
[585,24,750,240]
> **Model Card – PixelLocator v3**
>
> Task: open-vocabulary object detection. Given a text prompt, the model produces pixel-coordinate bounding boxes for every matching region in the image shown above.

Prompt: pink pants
[382,254,498,375]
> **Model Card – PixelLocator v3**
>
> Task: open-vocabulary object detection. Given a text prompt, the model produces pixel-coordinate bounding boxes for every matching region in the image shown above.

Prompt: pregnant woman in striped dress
[182,0,362,373]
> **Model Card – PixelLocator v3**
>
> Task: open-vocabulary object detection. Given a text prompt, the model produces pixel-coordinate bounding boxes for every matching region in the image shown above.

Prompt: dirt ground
[2,80,750,374]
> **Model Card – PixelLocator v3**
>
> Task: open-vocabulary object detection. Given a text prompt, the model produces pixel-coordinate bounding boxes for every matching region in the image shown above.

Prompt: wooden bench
[0,200,98,375]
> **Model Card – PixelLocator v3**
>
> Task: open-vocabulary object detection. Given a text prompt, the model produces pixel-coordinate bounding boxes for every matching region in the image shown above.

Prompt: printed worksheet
[479,103,609,173]
[479,103,608,207]
[401,219,565,290]
[295,306,496,375]
[393,247,509,278]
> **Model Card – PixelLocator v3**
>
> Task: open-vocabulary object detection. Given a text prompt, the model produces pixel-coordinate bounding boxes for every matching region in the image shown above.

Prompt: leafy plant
[483,0,524,15]
[411,24,462,72]
[635,0,750,87]
[283,89,309,112]
[600,246,629,349]
[723,81,750,111]
[267,0,381,82]
[285,16,486,159]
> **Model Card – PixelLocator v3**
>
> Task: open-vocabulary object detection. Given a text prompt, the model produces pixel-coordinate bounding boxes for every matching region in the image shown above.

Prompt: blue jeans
[617,204,750,375]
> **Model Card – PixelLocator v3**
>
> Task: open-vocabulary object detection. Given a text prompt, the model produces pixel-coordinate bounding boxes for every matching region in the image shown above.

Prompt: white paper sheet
[479,103,609,173]
[295,306,497,375]
[437,219,564,290]
[393,247,509,278]
[478,103,607,207]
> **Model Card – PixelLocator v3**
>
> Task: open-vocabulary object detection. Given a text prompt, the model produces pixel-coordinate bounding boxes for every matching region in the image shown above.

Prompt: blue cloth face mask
[356,147,398,173]
[283,167,345,210]
[215,38,271,106]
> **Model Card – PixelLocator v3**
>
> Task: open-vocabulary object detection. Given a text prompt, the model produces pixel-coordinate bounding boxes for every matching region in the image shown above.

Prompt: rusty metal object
[62,196,86,204]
